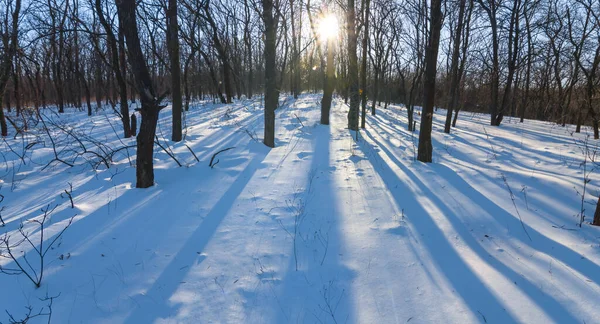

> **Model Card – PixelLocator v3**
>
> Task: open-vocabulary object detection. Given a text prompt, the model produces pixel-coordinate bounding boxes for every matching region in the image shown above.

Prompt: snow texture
[0,94,599,323]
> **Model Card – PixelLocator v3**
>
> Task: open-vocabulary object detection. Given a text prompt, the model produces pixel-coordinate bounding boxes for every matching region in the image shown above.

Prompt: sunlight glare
[317,14,339,42]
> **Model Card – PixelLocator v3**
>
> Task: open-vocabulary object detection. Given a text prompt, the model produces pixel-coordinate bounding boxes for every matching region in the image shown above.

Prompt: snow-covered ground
[1,94,599,323]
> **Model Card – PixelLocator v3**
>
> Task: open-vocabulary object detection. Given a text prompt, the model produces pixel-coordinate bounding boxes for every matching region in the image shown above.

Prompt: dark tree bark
[477,0,500,126]
[497,0,521,126]
[115,0,163,188]
[360,0,371,129]
[12,60,21,117]
[167,0,182,141]
[444,0,467,133]
[243,0,253,99]
[417,0,442,163]
[520,4,533,123]
[95,0,131,137]
[347,0,360,131]
[202,1,233,104]
[0,0,20,137]
[117,25,131,136]
[262,0,278,148]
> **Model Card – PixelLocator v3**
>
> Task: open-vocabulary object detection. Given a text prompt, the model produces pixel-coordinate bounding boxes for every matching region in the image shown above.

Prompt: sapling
[0,204,74,288]
[61,183,74,208]
[2,292,60,324]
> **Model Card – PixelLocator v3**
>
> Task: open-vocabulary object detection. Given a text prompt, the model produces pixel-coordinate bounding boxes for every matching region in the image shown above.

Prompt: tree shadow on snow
[360,127,586,323]
[271,123,356,324]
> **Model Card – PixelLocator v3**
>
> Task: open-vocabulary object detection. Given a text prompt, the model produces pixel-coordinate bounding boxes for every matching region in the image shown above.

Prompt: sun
[317,14,339,42]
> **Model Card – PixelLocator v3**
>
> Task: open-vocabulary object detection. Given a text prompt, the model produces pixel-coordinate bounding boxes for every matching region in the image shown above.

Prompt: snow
[1,94,599,323]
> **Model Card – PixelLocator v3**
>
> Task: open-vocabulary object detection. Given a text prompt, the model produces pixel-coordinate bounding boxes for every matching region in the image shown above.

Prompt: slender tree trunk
[321,38,334,125]
[371,69,378,115]
[444,0,466,133]
[262,0,277,147]
[347,0,360,131]
[13,61,21,117]
[360,0,370,129]
[167,0,182,141]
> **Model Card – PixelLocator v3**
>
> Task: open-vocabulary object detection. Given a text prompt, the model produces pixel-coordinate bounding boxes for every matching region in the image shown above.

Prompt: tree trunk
[12,61,21,117]
[444,0,467,133]
[346,0,360,131]
[115,0,162,188]
[262,0,277,148]
[0,94,7,137]
[321,38,334,125]
[593,195,600,226]
[167,0,182,141]
[118,26,131,137]
[417,0,442,163]
[0,0,20,136]
[360,0,370,129]
[371,69,378,115]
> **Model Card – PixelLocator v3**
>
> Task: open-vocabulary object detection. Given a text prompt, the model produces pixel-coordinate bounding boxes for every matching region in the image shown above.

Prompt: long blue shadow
[362,128,584,323]
[358,129,519,323]
[123,151,267,323]
[271,123,355,323]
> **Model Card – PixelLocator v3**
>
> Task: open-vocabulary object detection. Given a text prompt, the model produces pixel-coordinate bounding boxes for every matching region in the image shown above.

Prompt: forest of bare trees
[0,0,599,218]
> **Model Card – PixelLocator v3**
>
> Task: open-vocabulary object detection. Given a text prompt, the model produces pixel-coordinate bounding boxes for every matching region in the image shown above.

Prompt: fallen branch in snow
[551,224,577,231]
[520,185,529,210]
[4,116,24,139]
[209,147,235,168]
[49,121,111,169]
[501,174,532,241]
[154,136,182,167]
[185,144,199,162]
[294,114,304,127]
[37,112,74,170]
[477,310,487,323]
[0,204,75,288]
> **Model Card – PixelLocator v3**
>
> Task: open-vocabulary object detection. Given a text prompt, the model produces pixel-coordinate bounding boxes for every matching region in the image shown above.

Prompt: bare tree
[346,0,360,131]
[0,0,21,137]
[262,0,279,148]
[115,0,166,188]
[417,0,442,162]
[167,0,182,141]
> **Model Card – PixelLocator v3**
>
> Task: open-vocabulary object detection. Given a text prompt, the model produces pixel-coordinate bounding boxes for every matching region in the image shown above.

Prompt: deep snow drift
[0,94,599,323]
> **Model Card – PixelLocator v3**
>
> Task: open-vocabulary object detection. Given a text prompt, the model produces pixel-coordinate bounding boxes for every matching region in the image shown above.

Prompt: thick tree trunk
[593,195,600,226]
[115,0,161,188]
[136,103,159,188]
[417,0,442,163]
